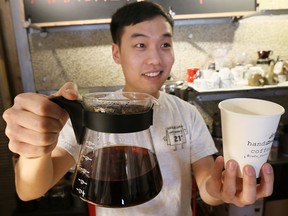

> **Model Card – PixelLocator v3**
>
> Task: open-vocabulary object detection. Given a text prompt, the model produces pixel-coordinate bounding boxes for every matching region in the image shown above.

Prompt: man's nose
[146,47,161,65]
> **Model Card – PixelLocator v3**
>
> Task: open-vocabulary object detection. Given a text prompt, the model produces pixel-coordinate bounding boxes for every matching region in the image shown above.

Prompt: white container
[219,98,285,177]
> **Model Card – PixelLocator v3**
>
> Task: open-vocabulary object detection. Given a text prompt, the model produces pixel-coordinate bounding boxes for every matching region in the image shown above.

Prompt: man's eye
[161,43,171,48]
[135,43,145,48]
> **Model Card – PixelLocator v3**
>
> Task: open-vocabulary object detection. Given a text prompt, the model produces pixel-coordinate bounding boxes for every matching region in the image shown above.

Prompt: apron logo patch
[164,125,187,151]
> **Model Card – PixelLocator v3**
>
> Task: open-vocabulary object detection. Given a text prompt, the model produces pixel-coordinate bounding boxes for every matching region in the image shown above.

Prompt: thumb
[52,82,81,100]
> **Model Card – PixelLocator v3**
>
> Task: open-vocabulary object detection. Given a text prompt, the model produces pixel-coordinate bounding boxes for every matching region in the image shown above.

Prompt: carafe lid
[51,92,159,144]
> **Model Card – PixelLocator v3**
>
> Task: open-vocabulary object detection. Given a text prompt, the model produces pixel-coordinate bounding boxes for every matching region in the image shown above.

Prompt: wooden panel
[0,0,23,97]
[0,67,16,216]
[0,32,12,110]
[0,12,17,215]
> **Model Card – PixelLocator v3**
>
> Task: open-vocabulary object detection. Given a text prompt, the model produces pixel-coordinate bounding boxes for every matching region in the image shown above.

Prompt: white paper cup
[219,98,285,177]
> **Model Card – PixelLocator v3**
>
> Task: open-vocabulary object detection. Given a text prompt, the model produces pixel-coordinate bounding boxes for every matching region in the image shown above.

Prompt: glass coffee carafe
[51,92,162,208]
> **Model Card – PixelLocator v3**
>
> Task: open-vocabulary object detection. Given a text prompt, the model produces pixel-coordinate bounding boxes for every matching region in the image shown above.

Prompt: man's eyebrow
[163,32,173,38]
[130,32,173,38]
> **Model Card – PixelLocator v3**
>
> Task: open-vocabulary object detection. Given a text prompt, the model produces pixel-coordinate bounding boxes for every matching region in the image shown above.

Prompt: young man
[3,1,274,216]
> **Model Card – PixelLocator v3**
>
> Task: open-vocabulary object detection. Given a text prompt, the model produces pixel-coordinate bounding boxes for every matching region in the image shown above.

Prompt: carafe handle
[50,96,85,144]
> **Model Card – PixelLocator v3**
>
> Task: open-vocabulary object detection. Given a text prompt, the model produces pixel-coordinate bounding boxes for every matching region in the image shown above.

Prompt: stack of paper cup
[219,98,285,177]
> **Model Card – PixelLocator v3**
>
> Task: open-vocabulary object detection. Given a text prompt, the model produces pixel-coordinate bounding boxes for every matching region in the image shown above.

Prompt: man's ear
[112,43,121,64]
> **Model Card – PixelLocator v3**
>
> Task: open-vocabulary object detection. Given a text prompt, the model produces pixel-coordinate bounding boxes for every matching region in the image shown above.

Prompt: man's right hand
[2,82,79,158]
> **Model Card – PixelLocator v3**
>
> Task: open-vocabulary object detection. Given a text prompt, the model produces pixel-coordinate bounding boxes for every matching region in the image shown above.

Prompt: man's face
[112,16,175,98]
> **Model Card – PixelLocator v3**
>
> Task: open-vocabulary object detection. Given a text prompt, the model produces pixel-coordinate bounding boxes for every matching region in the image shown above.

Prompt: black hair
[110,1,174,45]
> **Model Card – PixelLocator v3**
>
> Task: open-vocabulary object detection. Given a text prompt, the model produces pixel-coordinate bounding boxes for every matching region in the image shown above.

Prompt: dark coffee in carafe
[72,145,162,207]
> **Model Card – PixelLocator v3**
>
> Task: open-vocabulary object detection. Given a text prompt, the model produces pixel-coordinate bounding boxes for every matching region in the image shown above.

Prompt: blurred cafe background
[1,0,288,215]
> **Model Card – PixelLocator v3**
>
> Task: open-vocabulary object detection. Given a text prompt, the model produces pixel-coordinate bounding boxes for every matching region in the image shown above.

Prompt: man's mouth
[144,71,162,77]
